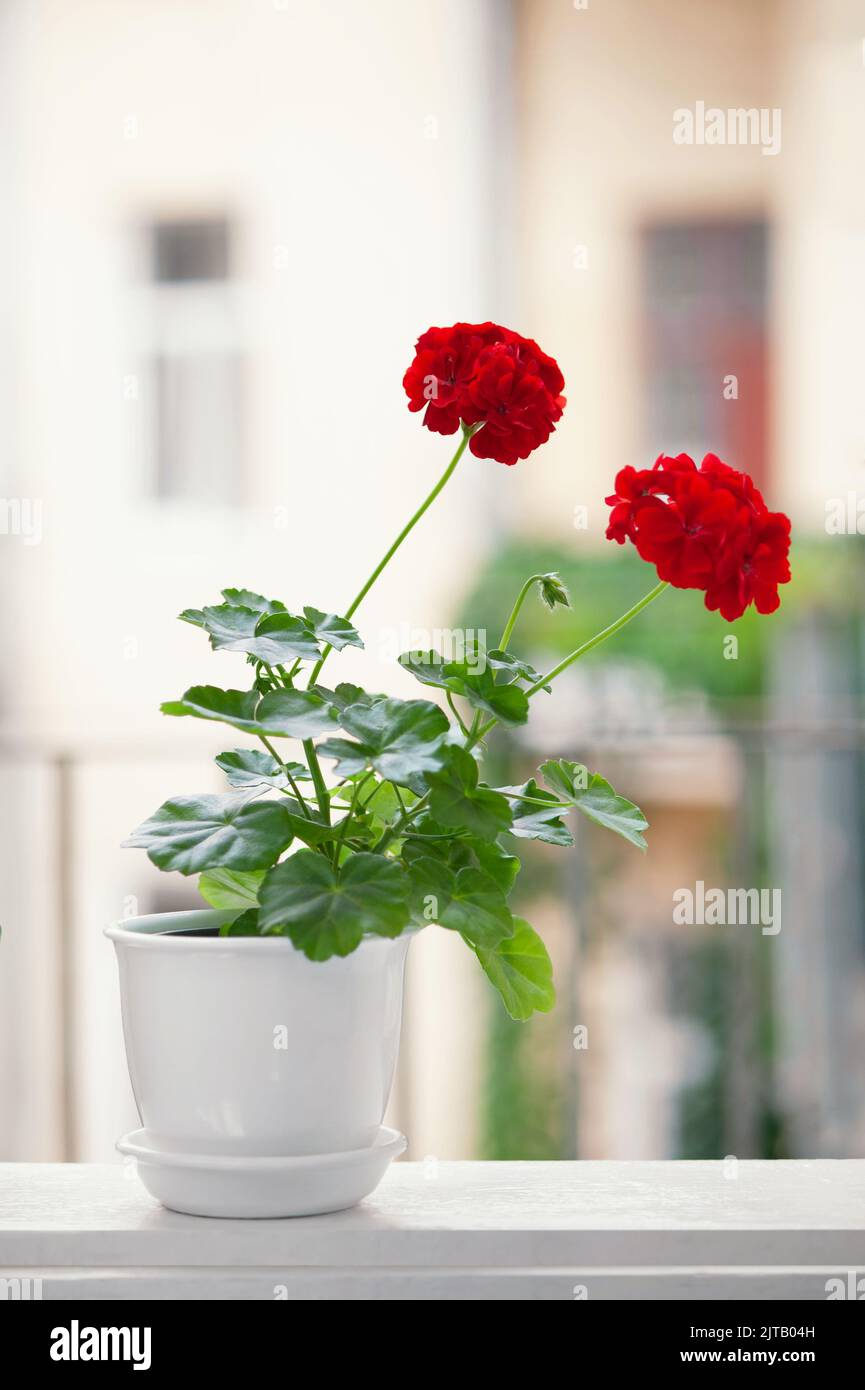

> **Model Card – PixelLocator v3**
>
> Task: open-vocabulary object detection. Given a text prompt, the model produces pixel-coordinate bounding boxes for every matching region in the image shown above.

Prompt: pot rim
[105,907,416,953]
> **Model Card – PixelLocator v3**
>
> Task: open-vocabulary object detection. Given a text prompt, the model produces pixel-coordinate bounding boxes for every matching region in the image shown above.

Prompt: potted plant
[108,321,791,1217]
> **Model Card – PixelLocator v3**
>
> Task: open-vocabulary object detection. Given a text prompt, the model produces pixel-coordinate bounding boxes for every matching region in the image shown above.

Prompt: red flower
[634,472,742,588]
[605,454,696,543]
[464,341,564,466]
[606,452,791,621]
[403,322,565,464]
[403,322,500,437]
[699,452,767,513]
[606,455,695,542]
[704,511,792,621]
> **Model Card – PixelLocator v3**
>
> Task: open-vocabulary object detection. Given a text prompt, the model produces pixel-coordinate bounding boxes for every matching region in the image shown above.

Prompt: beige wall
[0,0,506,1159]
[4,0,504,744]
[772,0,865,528]
[510,0,778,540]
[511,0,865,538]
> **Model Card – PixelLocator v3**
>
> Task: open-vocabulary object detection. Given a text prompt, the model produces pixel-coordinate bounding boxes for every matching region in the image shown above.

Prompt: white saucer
[116,1126,407,1219]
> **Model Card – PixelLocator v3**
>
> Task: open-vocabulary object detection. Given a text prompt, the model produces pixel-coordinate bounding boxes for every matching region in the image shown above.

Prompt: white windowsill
[2,1160,863,1300]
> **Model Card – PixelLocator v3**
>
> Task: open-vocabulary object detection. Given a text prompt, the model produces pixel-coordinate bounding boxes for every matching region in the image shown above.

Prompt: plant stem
[284,771,312,816]
[472,579,670,745]
[525,580,669,695]
[303,739,331,824]
[446,690,469,736]
[497,788,574,808]
[498,574,547,651]
[333,774,369,863]
[359,778,385,814]
[373,790,430,853]
[365,583,670,853]
[308,427,475,687]
[257,735,312,818]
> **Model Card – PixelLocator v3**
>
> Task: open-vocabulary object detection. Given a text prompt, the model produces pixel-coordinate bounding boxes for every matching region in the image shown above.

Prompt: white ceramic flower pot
[105,910,411,1160]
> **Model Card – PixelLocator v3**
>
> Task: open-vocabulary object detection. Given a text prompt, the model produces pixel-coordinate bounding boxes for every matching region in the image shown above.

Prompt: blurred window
[145,217,242,504]
[152,219,230,284]
[642,222,768,487]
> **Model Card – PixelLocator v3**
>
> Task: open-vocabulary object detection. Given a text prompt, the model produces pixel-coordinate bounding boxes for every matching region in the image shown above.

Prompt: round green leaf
[449,836,520,895]
[221,588,287,615]
[258,850,410,959]
[407,857,513,948]
[539,759,648,851]
[254,689,337,738]
[216,748,309,791]
[219,907,262,937]
[427,746,512,838]
[302,606,363,651]
[486,649,550,690]
[475,918,556,1020]
[123,794,292,875]
[161,686,263,732]
[317,697,448,788]
[193,603,321,663]
[201,603,262,650]
[199,867,265,909]
[497,779,574,846]
[251,612,322,662]
[397,649,529,727]
[162,686,335,739]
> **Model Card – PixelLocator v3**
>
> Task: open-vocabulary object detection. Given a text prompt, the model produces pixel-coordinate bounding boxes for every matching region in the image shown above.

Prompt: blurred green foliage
[459,532,864,705]
[455,532,864,1160]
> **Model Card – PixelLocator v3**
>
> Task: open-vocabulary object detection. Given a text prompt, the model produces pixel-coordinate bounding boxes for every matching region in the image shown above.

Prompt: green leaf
[310,740,363,780]
[302,606,363,651]
[199,867,265,909]
[200,603,260,649]
[427,746,512,838]
[396,650,454,692]
[467,676,529,726]
[399,817,463,866]
[124,794,292,875]
[338,781,415,849]
[537,757,586,801]
[161,685,335,739]
[486,649,550,692]
[253,689,337,738]
[498,779,573,846]
[258,850,410,959]
[283,802,350,848]
[317,697,449,789]
[407,857,513,948]
[397,649,529,727]
[194,604,321,663]
[219,907,262,936]
[311,683,385,712]
[250,612,322,662]
[221,588,287,616]
[178,608,206,627]
[161,686,265,733]
[178,589,289,637]
[475,918,555,1020]
[333,777,404,822]
[537,572,570,610]
[539,759,648,850]
[216,748,310,791]
[402,824,520,896]
[449,836,520,895]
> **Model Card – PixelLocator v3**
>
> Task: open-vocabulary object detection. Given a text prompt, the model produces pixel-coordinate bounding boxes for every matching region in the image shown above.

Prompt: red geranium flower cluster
[403,322,566,466]
[606,452,792,621]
